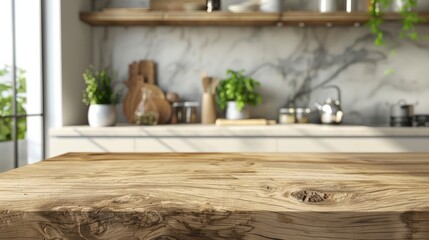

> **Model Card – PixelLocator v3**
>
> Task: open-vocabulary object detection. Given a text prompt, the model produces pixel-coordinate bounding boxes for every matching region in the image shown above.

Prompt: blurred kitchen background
[92,0,429,125]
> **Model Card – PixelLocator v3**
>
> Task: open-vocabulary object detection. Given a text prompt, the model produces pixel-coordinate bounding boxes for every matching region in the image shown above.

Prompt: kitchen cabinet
[80,11,429,27]
[277,138,360,152]
[278,137,429,152]
[135,138,277,152]
[49,125,429,156]
[50,138,134,156]
[358,138,429,152]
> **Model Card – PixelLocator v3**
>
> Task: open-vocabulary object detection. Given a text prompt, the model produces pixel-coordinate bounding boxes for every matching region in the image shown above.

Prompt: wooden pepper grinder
[201,76,217,124]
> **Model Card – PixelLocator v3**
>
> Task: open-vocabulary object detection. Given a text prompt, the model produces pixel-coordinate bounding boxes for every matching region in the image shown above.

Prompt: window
[0,0,44,172]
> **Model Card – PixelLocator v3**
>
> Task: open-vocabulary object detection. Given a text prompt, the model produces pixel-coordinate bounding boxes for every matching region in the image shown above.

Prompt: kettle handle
[314,102,322,110]
[321,85,342,103]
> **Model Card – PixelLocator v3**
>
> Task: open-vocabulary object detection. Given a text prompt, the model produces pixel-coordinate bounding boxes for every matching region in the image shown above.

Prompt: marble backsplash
[92,2,429,125]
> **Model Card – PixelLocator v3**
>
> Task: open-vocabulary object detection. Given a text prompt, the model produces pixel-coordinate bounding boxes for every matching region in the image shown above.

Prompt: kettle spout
[314,102,322,111]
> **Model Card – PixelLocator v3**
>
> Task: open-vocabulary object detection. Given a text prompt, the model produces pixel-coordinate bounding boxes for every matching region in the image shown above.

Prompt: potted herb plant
[215,70,262,120]
[82,66,120,127]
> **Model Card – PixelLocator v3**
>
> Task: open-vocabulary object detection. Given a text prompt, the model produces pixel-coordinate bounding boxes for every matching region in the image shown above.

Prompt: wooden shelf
[80,11,279,26]
[80,11,429,27]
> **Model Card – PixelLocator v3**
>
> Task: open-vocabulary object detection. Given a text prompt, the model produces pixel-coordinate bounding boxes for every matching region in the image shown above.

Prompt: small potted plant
[82,66,120,127]
[215,69,262,120]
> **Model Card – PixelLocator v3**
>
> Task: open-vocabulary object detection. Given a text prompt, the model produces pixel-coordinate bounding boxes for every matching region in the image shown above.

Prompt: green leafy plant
[0,65,27,142]
[82,66,120,105]
[368,0,425,46]
[215,70,262,111]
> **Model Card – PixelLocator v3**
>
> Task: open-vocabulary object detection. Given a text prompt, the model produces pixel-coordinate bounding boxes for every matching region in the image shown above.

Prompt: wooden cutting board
[124,60,161,123]
[140,60,156,85]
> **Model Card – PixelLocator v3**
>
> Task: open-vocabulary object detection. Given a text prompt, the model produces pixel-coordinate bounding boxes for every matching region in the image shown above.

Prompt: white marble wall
[92,1,429,125]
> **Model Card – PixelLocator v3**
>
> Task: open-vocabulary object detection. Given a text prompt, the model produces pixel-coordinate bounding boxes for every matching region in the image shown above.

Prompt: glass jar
[295,108,311,123]
[172,102,199,124]
[184,102,199,124]
[279,108,296,124]
[172,102,185,123]
[134,88,159,125]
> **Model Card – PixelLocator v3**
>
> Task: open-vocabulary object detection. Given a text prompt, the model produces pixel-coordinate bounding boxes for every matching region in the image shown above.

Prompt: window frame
[0,0,45,168]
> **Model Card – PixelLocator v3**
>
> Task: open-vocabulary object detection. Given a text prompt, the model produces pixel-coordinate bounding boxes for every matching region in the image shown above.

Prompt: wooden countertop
[50,124,429,137]
[1,153,429,239]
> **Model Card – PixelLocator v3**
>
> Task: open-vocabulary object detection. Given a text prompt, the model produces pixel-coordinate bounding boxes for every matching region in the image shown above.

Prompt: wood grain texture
[1,153,429,239]
[79,11,429,26]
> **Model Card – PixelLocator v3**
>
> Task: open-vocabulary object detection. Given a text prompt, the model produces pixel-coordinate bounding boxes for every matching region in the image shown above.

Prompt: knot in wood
[290,190,332,203]
[259,184,276,192]
[79,220,108,237]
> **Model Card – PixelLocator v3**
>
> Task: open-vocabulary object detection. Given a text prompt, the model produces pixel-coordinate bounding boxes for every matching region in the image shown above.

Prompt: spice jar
[279,108,296,124]
[295,108,311,123]
[184,102,199,124]
[172,102,185,123]
[173,102,200,124]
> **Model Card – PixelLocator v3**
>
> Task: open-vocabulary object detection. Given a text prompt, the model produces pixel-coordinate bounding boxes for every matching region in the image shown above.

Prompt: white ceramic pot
[260,0,282,12]
[88,104,116,127]
[226,101,250,120]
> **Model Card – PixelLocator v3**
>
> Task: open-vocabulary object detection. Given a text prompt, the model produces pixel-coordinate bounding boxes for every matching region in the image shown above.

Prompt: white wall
[44,0,92,156]
[60,0,92,126]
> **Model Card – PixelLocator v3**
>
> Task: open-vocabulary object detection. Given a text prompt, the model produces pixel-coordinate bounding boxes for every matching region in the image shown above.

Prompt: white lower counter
[49,124,429,156]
